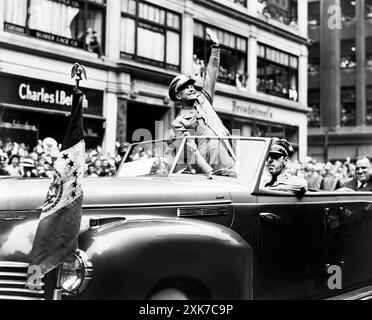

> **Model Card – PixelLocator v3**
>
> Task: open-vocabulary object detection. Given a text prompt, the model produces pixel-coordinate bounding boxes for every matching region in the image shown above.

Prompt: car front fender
[69,218,252,300]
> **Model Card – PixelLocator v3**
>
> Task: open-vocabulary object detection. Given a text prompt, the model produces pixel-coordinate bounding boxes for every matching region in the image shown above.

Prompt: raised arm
[202,28,220,104]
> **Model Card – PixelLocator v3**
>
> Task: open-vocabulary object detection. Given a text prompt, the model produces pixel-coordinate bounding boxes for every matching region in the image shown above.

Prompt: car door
[255,191,342,300]
[335,192,372,291]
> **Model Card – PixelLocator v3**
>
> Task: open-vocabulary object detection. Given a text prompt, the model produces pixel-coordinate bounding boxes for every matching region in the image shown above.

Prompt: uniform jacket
[342,177,372,191]
[261,170,308,193]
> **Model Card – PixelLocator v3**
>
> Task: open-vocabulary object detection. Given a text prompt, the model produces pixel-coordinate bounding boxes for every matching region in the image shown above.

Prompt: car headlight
[59,249,93,295]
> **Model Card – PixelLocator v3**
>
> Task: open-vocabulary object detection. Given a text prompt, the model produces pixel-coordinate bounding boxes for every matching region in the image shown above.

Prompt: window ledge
[252,91,305,109]
[0,31,101,62]
[255,14,301,36]
[211,0,251,16]
[117,58,179,77]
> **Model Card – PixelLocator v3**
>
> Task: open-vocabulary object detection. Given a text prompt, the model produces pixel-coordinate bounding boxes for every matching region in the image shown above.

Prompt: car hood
[0,175,248,262]
[0,175,243,211]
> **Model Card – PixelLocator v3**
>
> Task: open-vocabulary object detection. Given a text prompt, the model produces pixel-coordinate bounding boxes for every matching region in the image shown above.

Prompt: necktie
[265,176,277,187]
[359,183,365,190]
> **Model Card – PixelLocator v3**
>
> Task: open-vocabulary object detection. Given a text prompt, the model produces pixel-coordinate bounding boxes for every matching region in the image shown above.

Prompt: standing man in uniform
[168,28,235,174]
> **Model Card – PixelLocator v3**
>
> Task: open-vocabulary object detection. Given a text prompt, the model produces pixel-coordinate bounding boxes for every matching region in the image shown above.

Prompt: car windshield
[117,137,268,184]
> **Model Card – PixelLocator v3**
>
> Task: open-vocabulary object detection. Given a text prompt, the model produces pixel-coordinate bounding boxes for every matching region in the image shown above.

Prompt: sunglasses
[268,153,284,160]
[356,166,369,170]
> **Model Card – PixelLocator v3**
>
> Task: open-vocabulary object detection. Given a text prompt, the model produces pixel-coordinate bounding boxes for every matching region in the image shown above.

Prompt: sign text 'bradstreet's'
[232,100,273,120]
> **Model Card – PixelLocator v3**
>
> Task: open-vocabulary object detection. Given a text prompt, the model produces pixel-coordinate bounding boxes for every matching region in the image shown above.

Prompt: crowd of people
[192,54,248,89]
[286,157,356,191]
[257,0,298,28]
[0,138,128,178]
[0,136,360,191]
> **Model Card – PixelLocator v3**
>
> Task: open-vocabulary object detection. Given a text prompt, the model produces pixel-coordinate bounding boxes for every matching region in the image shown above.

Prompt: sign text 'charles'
[19,83,87,108]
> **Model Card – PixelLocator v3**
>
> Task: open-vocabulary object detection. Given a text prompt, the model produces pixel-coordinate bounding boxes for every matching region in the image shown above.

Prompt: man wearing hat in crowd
[168,28,235,173]
[20,158,38,178]
[261,138,307,193]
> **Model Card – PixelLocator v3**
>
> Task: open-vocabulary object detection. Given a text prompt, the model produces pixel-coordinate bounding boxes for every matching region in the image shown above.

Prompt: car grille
[0,261,45,300]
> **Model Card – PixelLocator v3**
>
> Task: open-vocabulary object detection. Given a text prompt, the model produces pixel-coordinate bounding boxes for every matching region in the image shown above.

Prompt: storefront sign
[232,100,273,120]
[19,83,85,107]
[0,73,103,116]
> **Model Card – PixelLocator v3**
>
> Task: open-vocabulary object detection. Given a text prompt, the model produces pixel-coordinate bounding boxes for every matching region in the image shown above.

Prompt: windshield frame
[117,136,271,188]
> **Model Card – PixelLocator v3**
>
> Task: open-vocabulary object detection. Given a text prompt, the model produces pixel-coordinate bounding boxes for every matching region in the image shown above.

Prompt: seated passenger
[261,138,308,194]
[340,156,372,191]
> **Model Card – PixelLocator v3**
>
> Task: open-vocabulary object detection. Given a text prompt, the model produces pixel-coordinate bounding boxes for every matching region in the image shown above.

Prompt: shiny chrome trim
[58,249,93,298]
[0,295,45,301]
[89,216,126,232]
[0,262,29,268]
[0,272,27,277]
[177,206,229,217]
[327,285,372,300]
[0,280,45,286]
[0,288,45,294]
[83,200,232,209]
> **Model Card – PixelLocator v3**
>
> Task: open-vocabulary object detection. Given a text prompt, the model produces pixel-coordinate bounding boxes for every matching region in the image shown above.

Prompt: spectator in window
[89,31,103,58]
[85,27,93,48]
[168,28,235,172]
[289,87,298,101]
[192,55,201,78]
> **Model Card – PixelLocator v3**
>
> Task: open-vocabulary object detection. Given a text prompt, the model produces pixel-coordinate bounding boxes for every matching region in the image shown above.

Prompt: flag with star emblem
[27,88,85,278]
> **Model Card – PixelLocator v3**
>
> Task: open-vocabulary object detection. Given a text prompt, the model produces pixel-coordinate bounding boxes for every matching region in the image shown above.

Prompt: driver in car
[167,28,235,175]
[261,138,308,194]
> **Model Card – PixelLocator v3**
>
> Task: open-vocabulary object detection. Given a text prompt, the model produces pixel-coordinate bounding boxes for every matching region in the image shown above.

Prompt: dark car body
[1,136,372,300]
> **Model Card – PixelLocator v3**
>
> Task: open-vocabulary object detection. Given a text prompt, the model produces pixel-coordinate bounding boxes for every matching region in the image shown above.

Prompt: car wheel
[149,288,189,300]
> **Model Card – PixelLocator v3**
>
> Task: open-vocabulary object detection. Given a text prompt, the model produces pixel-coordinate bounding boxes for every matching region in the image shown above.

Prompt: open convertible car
[1,136,372,300]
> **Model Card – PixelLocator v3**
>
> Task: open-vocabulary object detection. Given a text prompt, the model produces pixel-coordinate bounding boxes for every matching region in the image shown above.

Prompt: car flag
[27,87,85,282]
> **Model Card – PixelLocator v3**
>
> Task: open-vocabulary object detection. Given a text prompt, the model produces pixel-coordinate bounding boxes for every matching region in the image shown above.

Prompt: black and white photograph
[0,0,371,307]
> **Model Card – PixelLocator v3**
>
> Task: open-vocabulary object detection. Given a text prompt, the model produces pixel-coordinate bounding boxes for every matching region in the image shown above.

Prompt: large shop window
[257,0,298,28]
[341,87,356,127]
[120,0,181,71]
[193,22,247,88]
[3,0,106,54]
[257,43,298,101]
